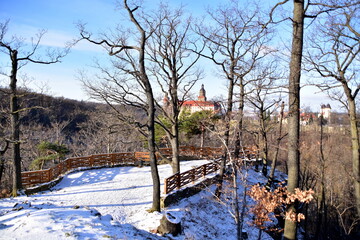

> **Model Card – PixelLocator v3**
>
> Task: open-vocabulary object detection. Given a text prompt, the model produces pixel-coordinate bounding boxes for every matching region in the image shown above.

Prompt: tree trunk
[170,124,180,174]
[340,69,360,216]
[10,50,22,196]
[217,77,235,197]
[260,110,268,177]
[284,1,304,239]
[235,81,245,158]
[269,101,285,181]
[134,8,161,211]
[0,140,9,184]
[170,78,180,174]
[232,162,241,240]
[145,82,160,212]
[316,115,326,239]
[348,98,360,216]
[200,126,205,148]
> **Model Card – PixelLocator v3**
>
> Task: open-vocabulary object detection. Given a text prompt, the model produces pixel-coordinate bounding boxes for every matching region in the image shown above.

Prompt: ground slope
[0,160,277,239]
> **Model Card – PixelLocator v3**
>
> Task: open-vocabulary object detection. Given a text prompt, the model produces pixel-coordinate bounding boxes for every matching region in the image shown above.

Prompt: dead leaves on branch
[248,183,314,229]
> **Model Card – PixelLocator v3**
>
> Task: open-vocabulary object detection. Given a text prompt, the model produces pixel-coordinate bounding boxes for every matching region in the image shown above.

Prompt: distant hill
[0,88,103,136]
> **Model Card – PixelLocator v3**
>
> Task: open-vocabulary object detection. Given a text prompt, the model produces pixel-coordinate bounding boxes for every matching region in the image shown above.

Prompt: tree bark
[348,98,360,215]
[140,31,161,212]
[0,140,9,184]
[260,108,268,177]
[170,124,180,174]
[315,115,327,239]
[284,0,304,239]
[217,74,235,197]
[170,83,180,174]
[10,50,22,196]
[269,101,285,181]
[235,81,245,159]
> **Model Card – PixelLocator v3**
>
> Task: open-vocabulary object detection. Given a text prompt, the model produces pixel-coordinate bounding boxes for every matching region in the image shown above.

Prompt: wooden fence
[21,145,258,190]
[163,161,219,194]
[21,152,145,187]
[163,146,259,194]
[21,146,228,188]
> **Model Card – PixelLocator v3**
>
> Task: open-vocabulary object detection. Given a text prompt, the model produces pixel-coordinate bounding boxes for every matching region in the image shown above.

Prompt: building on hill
[181,84,221,114]
[319,104,331,120]
[163,84,221,114]
[300,112,316,125]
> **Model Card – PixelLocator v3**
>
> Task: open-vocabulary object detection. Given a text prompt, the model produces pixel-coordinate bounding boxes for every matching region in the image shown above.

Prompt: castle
[319,104,331,120]
[163,84,221,114]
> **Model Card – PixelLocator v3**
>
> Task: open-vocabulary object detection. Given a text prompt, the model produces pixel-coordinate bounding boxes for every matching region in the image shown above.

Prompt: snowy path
[0,159,278,240]
[0,160,212,239]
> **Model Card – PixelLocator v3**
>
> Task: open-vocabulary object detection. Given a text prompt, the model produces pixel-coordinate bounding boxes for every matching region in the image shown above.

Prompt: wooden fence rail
[21,146,237,188]
[21,152,143,187]
[163,146,259,194]
[163,161,220,194]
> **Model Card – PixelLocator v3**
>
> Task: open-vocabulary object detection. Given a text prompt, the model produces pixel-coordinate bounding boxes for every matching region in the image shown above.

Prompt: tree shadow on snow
[54,166,141,188]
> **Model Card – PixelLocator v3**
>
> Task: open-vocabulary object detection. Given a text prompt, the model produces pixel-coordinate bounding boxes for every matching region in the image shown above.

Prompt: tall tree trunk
[232,162,241,240]
[348,98,360,216]
[316,115,326,239]
[10,50,22,196]
[284,1,304,239]
[0,140,9,184]
[144,76,160,212]
[235,81,245,158]
[269,101,285,181]
[133,6,161,211]
[340,70,360,216]
[169,78,180,174]
[148,102,161,211]
[217,78,235,197]
[170,123,180,174]
[200,126,205,148]
[260,110,268,177]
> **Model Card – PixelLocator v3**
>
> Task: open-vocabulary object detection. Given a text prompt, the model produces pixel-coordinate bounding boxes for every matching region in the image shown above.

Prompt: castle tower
[319,104,331,119]
[198,84,207,101]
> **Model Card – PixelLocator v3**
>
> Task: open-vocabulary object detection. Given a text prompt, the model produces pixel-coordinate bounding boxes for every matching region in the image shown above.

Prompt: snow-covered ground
[0,160,279,239]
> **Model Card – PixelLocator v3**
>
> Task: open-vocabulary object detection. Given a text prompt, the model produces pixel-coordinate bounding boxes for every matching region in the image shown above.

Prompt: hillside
[0,160,277,240]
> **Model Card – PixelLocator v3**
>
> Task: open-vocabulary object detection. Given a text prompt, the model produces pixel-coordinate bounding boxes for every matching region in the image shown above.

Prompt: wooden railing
[21,146,226,188]
[21,145,258,189]
[163,146,259,194]
[163,161,219,194]
[21,152,146,187]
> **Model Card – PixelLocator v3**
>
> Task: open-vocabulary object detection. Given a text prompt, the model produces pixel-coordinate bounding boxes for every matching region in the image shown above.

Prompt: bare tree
[147,4,203,174]
[246,61,282,177]
[78,0,161,211]
[196,0,275,196]
[305,3,360,216]
[270,1,360,238]
[0,20,68,196]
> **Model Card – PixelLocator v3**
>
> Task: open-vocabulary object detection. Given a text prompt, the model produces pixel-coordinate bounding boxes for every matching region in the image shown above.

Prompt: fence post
[88,155,94,167]
[48,168,52,182]
[164,179,168,194]
[202,164,207,177]
[66,158,72,172]
[191,169,195,183]
[176,173,181,189]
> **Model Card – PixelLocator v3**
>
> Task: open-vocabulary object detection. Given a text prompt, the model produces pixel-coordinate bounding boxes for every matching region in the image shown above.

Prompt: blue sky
[0,0,341,112]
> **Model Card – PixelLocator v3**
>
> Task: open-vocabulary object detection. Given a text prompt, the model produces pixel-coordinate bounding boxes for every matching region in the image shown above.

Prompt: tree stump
[157,211,181,236]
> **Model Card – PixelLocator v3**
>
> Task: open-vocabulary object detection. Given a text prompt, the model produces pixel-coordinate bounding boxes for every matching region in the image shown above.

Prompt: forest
[1,0,360,239]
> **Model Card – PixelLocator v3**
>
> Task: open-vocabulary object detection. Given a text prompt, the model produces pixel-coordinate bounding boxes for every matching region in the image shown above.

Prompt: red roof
[181,100,216,107]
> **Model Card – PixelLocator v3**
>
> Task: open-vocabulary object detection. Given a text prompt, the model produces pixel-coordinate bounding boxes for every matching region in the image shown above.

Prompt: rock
[12,201,31,211]
[157,211,181,236]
